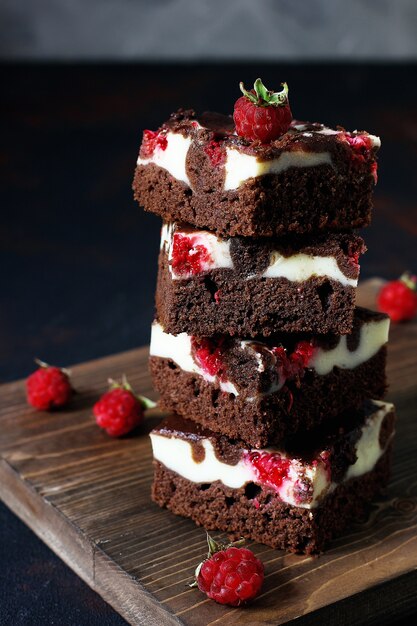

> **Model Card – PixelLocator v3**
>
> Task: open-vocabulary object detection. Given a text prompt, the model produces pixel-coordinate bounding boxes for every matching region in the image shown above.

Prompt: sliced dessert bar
[151,400,395,554]
[149,308,389,448]
[133,110,380,238]
[156,222,365,336]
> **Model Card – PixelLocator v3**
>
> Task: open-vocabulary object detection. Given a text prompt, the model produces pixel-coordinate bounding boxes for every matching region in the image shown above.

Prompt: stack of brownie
[133,102,396,554]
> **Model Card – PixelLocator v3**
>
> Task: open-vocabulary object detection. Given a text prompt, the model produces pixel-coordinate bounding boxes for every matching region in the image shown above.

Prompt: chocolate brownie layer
[133,110,380,238]
[151,449,392,554]
[156,223,365,335]
[150,350,386,448]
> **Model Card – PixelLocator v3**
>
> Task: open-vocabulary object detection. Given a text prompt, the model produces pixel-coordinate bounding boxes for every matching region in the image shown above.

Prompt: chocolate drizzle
[191,440,206,463]
[153,415,243,465]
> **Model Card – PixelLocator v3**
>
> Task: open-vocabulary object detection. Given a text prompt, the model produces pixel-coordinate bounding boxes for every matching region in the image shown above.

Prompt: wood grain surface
[1,281,417,626]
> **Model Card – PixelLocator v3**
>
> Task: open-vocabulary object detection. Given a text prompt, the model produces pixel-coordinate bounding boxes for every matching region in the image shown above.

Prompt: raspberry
[26,359,73,411]
[349,251,360,267]
[290,340,316,370]
[292,478,314,505]
[171,233,212,277]
[194,535,264,606]
[344,134,373,153]
[341,132,374,165]
[233,78,292,143]
[377,272,417,322]
[191,337,224,378]
[140,129,168,158]
[93,376,155,437]
[204,139,226,167]
[341,133,378,182]
[345,237,365,270]
[272,340,315,380]
[247,450,291,491]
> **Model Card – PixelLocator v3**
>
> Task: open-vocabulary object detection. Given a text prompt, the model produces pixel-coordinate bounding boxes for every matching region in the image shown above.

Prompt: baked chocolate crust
[156,248,358,336]
[151,446,392,554]
[149,347,387,449]
[133,111,379,238]
[134,162,375,239]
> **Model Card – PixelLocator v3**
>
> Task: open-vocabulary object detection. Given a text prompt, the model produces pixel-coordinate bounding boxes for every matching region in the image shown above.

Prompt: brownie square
[149,308,389,448]
[156,222,365,336]
[133,109,380,238]
[150,401,395,554]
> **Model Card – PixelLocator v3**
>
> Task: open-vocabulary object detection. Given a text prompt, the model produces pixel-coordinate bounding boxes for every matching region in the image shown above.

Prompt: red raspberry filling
[292,478,314,505]
[271,340,315,380]
[349,251,360,267]
[342,132,374,165]
[171,233,213,276]
[140,129,168,158]
[204,140,226,167]
[191,337,225,378]
[370,161,378,183]
[318,450,332,476]
[247,451,291,491]
[344,134,373,151]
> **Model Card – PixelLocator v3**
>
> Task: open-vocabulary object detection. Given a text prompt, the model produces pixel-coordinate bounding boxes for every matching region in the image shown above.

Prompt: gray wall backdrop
[1,0,417,60]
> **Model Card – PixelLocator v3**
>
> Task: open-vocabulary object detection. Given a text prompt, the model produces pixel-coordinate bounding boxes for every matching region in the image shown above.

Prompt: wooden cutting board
[1,280,417,626]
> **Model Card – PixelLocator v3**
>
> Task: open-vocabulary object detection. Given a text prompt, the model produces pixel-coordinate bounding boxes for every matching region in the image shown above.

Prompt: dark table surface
[1,63,416,625]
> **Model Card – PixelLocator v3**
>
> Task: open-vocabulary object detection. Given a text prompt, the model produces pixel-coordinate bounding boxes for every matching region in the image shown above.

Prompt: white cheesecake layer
[262,251,357,286]
[150,322,239,396]
[150,400,394,509]
[223,148,332,190]
[138,126,380,191]
[137,132,192,185]
[161,223,358,286]
[310,317,389,376]
[150,316,389,397]
[346,400,392,479]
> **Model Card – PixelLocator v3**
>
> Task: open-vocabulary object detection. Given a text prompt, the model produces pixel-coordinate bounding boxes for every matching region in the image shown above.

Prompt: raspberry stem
[400,271,417,292]
[190,533,246,588]
[239,78,289,107]
[34,358,49,369]
[34,358,71,377]
[107,376,156,409]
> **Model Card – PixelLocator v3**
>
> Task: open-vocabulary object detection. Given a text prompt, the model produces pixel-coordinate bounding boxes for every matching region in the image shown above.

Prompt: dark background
[1,59,417,625]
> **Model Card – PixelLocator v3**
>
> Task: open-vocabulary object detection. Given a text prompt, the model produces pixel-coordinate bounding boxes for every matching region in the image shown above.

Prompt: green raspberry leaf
[239,81,258,104]
[138,394,157,410]
[254,78,269,101]
[239,78,289,108]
